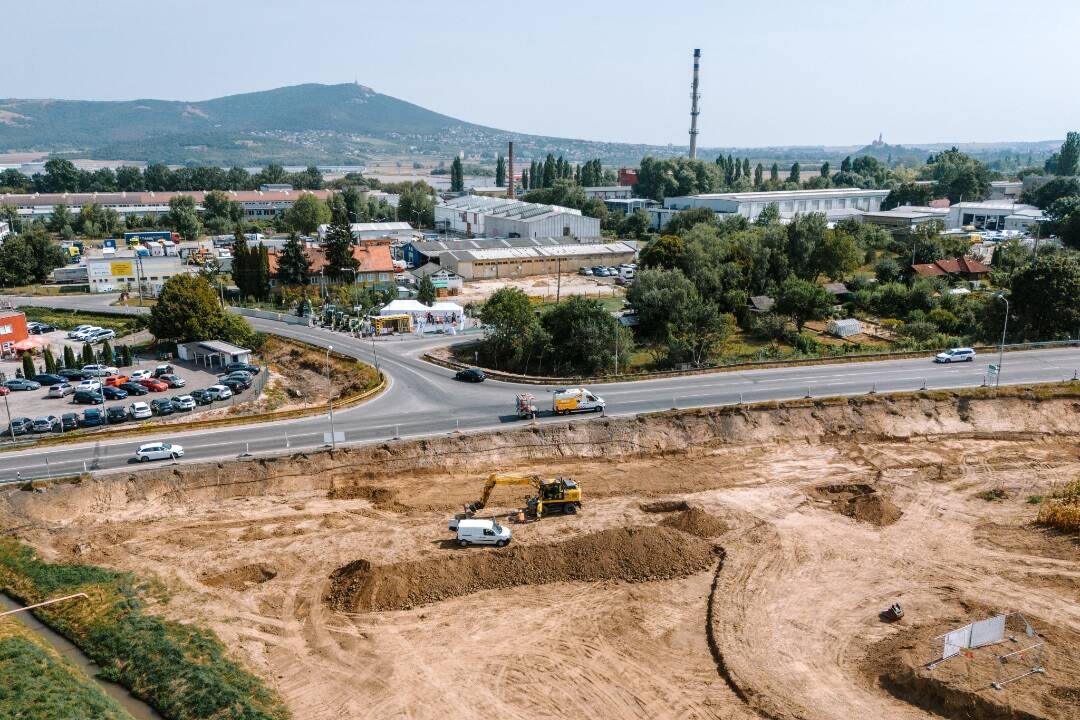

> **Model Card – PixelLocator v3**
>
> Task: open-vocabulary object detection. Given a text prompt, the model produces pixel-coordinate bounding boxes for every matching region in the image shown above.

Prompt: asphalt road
[2,294,1080,482]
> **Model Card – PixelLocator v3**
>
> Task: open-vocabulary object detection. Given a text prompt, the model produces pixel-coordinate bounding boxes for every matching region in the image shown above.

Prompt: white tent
[379,299,465,332]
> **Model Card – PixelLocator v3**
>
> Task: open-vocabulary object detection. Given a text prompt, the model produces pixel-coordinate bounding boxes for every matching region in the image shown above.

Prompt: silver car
[47,383,74,398]
[134,442,184,462]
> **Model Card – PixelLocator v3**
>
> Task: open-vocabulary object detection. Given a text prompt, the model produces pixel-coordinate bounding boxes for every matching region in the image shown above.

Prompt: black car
[149,398,174,416]
[32,374,67,386]
[454,368,485,383]
[189,389,214,405]
[80,408,105,427]
[224,362,260,375]
[220,378,246,393]
[60,413,79,432]
[102,386,128,400]
[58,369,89,382]
[72,390,104,405]
[119,382,149,396]
[6,417,33,436]
[106,406,128,424]
[28,323,56,335]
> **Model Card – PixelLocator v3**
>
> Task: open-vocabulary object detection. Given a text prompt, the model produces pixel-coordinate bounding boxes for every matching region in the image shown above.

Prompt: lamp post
[995,293,1009,387]
[325,345,336,449]
[3,391,14,443]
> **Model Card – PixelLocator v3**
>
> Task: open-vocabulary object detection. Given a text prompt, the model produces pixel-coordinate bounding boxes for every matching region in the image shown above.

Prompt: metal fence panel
[970,615,1006,648]
[943,625,972,659]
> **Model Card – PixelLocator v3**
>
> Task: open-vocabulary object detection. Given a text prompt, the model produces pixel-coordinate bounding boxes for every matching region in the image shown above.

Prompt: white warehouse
[663,188,890,223]
[435,195,600,238]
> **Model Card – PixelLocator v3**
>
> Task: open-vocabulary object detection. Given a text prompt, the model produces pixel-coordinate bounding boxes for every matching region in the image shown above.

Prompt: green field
[18,307,147,337]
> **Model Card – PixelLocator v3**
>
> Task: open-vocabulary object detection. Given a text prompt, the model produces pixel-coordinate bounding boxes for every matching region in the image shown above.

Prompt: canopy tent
[12,337,50,352]
[378,299,465,333]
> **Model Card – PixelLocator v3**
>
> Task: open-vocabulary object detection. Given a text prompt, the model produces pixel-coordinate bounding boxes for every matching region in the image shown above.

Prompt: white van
[453,518,512,547]
[553,387,605,415]
[619,266,635,280]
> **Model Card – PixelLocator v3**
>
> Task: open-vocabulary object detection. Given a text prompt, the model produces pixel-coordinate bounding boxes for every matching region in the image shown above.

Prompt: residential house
[910,257,991,282]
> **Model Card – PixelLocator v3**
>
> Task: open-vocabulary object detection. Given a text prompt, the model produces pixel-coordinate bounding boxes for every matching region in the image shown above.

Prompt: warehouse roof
[409,236,609,254]
[675,188,889,202]
[443,241,636,262]
[438,194,582,219]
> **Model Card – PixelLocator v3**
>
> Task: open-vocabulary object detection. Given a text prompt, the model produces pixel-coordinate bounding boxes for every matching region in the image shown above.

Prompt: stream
[0,593,163,719]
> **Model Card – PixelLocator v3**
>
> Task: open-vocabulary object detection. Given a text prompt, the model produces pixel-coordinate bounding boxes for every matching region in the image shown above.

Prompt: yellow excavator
[465,473,582,519]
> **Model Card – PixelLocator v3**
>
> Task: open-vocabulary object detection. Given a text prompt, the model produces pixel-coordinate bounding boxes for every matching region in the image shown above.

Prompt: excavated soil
[661,508,729,538]
[640,499,692,513]
[201,563,278,591]
[326,525,719,612]
[813,483,904,526]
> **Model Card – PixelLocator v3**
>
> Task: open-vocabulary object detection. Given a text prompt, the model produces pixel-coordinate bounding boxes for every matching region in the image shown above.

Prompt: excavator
[464,473,582,520]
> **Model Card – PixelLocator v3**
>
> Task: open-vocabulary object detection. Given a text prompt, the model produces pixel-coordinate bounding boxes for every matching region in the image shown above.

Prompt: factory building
[945,201,1046,232]
[860,206,950,235]
[663,188,890,223]
[434,195,600,238]
[0,189,333,221]
[316,221,418,242]
[85,253,197,295]
[438,240,637,280]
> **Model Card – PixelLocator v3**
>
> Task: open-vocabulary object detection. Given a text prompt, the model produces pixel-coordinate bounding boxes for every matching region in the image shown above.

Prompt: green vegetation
[149,274,264,349]
[18,306,146,336]
[0,621,134,720]
[1036,478,1080,533]
[0,538,289,720]
[976,487,1009,501]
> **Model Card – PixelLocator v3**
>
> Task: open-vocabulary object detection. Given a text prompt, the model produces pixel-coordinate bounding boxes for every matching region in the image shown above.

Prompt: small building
[861,205,949,235]
[748,295,775,313]
[177,340,253,368]
[823,282,852,299]
[584,186,632,200]
[316,222,418,242]
[618,168,638,186]
[603,197,657,217]
[0,310,29,356]
[434,195,599,238]
[910,257,991,282]
[407,263,464,294]
[989,181,1022,201]
[826,318,862,338]
[268,240,396,292]
[85,253,197,295]
[945,201,1046,233]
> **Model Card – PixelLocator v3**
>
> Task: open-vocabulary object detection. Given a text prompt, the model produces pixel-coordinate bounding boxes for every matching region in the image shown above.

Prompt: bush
[1036,478,1080,533]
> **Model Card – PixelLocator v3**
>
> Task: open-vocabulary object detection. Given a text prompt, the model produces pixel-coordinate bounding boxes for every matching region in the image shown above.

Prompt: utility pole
[3,391,14,443]
[995,294,1009,387]
[556,257,562,303]
[325,345,336,449]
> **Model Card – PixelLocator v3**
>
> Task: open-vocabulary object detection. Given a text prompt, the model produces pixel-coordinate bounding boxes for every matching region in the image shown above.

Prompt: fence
[230,306,312,327]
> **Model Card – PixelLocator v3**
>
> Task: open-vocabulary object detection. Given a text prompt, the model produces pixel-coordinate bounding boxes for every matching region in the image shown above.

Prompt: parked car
[72,390,103,405]
[85,329,116,343]
[58,369,89,382]
[454,368,485,383]
[222,373,252,389]
[152,364,174,378]
[159,374,186,388]
[3,378,41,391]
[75,380,102,393]
[104,375,129,387]
[0,386,9,396]
[189,389,214,405]
[205,385,232,401]
[60,413,79,432]
[32,416,60,433]
[47,383,74,398]
[934,347,976,363]
[119,382,149,396]
[221,378,246,393]
[578,267,594,276]
[67,324,95,339]
[171,395,196,412]
[81,364,118,377]
[28,322,56,335]
[71,327,103,341]
[31,374,66,386]
[128,402,152,420]
[134,442,184,462]
[129,370,153,382]
[6,417,33,435]
[224,362,260,375]
[150,398,175,416]
[106,406,128,424]
[138,378,169,392]
[80,408,106,427]
[102,386,128,400]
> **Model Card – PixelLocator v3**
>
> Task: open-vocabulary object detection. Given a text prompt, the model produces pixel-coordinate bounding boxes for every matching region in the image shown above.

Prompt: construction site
[3,388,1080,719]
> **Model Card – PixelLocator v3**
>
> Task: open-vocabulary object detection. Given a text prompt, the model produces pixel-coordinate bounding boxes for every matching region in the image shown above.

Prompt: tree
[626,267,696,344]
[755,203,780,226]
[283,193,330,235]
[100,340,114,365]
[810,229,860,281]
[542,154,556,188]
[276,233,311,286]
[62,344,76,370]
[788,163,801,184]
[165,195,201,241]
[323,215,357,282]
[450,157,465,192]
[397,182,436,228]
[540,295,623,375]
[774,277,832,331]
[754,163,764,186]
[149,274,250,342]
[495,155,506,187]
[770,163,779,183]
[619,208,651,239]
[120,344,132,367]
[883,182,934,210]
[1047,196,1080,248]
[820,162,830,178]
[21,351,35,378]
[1058,131,1080,176]
[417,275,437,306]
[639,234,688,271]
[201,190,243,234]
[667,301,735,366]
[39,159,80,193]
[478,287,542,371]
[662,207,716,235]
[874,255,902,284]
[81,342,95,366]
[1009,255,1080,340]
[48,204,72,236]
[1021,178,1080,209]
[926,147,991,202]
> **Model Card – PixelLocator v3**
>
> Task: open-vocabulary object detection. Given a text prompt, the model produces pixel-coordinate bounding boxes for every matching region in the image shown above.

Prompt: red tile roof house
[267,240,396,291]
[910,257,991,282]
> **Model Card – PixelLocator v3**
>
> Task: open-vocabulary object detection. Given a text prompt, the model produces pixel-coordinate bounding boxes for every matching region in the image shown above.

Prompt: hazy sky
[6,0,1079,148]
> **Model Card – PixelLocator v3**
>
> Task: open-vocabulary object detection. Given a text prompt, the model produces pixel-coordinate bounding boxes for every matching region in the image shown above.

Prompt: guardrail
[230,306,313,326]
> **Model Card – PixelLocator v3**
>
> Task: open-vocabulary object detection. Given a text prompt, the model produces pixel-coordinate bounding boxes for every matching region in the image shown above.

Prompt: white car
[934,347,976,363]
[81,364,119,377]
[67,324,95,339]
[171,395,196,411]
[129,369,153,382]
[206,384,232,400]
[129,402,152,420]
[47,383,74,398]
[76,379,102,392]
[159,374,186,388]
[86,329,116,343]
[134,442,184,462]
[72,327,103,341]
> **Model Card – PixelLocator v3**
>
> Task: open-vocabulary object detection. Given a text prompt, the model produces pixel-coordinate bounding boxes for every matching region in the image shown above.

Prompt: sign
[110,261,133,277]
[323,431,344,445]
[988,363,999,376]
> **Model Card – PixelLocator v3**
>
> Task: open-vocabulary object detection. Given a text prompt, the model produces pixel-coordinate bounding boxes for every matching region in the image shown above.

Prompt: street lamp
[3,391,15,443]
[325,345,336,450]
[995,293,1009,387]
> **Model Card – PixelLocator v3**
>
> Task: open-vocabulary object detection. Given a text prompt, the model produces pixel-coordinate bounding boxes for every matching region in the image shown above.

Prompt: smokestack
[689,48,701,160]
[507,141,515,198]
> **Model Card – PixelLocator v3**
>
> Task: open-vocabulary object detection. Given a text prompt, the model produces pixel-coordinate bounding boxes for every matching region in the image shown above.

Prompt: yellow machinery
[467,473,581,519]
[372,314,413,334]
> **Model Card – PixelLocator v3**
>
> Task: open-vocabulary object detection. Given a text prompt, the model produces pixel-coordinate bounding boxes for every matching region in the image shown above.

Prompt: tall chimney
[688,49,701,160]
[507,141,515,198]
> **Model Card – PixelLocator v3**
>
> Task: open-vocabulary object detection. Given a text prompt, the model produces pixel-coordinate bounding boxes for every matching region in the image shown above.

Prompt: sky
[5,0,1080,148]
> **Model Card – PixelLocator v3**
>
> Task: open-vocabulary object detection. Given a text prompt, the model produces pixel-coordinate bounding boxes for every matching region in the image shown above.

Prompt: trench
[0,593,163,720]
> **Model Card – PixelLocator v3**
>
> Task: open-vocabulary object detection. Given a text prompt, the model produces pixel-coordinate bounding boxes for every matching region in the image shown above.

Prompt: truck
[123,231,180,246]
[552,387,605,415]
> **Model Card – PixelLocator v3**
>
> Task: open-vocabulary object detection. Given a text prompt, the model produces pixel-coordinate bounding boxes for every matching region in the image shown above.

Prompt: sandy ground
[6,396,1080,719]
[455,273,625,305]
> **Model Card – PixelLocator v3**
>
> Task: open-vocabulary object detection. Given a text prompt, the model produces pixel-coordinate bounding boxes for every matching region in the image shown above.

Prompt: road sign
[323,432,344,445]
[988,364,999,376]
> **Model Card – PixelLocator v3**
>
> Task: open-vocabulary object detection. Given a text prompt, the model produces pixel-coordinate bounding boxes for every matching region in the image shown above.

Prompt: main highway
[2,294,1079,482]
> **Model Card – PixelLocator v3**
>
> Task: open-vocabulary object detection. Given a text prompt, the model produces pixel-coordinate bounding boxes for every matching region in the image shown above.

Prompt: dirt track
[4,393,1080,719]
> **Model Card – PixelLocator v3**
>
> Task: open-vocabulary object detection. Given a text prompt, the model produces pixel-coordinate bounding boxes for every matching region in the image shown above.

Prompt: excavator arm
[470,473,540,512]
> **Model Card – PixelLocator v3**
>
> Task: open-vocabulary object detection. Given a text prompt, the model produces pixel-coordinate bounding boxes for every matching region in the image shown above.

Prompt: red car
[137,378,169,392]
[0,386,9,396]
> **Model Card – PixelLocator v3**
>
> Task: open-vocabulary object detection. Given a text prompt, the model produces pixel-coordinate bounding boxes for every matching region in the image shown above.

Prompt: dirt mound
[661,508,728,538]
[326,484,404,511]
[813,484,903,527]
[326,525,720,612]
[201,563,277,590]
[639,500,691,513]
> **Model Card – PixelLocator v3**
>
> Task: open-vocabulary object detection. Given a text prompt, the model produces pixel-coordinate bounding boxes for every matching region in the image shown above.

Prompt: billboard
[110,261,133,277]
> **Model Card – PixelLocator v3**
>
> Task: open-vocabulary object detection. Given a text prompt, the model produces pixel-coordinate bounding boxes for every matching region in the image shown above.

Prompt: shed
[825,318,862,338]
[749,295,775,313]
[177,340,253,368]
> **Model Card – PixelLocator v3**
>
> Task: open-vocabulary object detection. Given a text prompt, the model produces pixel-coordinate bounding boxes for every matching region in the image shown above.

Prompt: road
[2,294,1079,482]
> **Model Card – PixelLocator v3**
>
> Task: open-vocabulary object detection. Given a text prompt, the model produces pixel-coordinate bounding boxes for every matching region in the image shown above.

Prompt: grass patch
[18,307,146,337]
[0,620,134,720]
[1036,478,1080,533]
[977,487,1009,501]
[0,539,289,720]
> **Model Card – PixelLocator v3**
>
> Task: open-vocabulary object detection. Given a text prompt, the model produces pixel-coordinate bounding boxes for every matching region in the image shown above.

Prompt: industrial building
[85,252,197,295]
[944,201,1046,232]
[434,195,600,238]
[860,205,949,234]
[663,188,890,223]
[989,181,1022,201]
[584,186,633,200]
[0,310,29,357]
[0,189,333,221]
[426,238,637,280]
[603,197,657,217]
[316,221,418,242]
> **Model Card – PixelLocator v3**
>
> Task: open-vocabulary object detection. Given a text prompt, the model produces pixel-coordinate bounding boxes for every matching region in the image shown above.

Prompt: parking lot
[1,352,252,436]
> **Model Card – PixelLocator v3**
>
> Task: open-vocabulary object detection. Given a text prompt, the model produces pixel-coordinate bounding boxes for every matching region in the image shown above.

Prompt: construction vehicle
[459,473,582,521]
[553,387,605,415]
[515,393,538,420]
